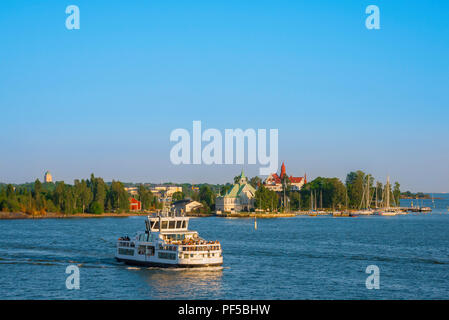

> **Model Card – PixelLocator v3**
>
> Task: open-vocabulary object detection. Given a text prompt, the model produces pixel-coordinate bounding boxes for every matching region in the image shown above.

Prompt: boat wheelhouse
[115,214,223,268]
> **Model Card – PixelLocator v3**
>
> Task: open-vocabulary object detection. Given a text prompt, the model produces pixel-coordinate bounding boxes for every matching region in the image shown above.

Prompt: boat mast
[310,189,313,210]
[320,189,323,210]
[366,175,370,209]
[386,176,390,209]
[376,184,379,208]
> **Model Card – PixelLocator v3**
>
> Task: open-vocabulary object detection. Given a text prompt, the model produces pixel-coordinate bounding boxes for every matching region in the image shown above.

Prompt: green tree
[108,180,129,212]
[77,179,92,213]
[346,171,366,209]
[255,186,278,211]
[199,185,215,210]
[249,176,261,189]
[172,191,185,202]
[393,182,401,207]
[33,179,43,210]
[289,191,301,211]
[138,184,153,211]
[89,175,107,213]
[299,177,346,210]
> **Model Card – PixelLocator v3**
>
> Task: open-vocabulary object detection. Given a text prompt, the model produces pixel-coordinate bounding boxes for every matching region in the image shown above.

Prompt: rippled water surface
[1,196,448,299]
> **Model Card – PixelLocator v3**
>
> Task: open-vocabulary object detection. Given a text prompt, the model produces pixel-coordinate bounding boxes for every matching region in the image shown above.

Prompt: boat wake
[0,256,119,269]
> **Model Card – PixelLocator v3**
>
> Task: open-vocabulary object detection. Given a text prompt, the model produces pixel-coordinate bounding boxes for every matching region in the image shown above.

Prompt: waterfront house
[172,199,203,215]
[263,162,306,192]
[215,170,256,212]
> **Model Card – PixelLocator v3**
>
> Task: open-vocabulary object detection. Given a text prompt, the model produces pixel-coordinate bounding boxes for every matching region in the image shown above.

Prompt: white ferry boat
[115,214,223,268]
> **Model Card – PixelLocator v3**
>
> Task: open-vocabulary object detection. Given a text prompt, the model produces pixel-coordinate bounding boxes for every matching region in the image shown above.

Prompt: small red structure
[129,198,141,211]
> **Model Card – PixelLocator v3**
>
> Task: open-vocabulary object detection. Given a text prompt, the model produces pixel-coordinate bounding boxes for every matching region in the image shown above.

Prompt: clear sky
[0,0,448,192]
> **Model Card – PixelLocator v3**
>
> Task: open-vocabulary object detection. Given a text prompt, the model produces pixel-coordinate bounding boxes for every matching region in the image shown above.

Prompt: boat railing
[180,244,221,252]
[118,241,130,247]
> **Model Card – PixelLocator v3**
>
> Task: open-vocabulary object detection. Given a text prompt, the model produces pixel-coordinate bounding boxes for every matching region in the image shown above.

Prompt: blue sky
[0,1,448,192]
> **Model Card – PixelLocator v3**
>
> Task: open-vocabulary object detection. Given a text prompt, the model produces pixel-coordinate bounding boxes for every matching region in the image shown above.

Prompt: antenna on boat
[145,219,150,234]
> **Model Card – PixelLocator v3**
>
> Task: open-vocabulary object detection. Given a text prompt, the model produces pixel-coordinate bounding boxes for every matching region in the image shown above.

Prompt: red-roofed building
[263,162,307,192]
[129,197,141,211]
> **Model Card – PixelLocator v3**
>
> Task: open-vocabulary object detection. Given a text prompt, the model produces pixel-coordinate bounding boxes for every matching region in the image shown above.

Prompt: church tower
[44,171,53,183]
[280,162,286,179]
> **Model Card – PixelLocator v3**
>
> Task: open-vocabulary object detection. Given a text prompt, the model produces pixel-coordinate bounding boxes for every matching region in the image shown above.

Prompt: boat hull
[116,257,223,268]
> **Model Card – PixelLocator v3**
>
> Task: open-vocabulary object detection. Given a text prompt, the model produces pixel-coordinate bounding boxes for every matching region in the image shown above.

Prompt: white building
[215,170,256,213]
[172,200,203,215]
[151,186,182,197]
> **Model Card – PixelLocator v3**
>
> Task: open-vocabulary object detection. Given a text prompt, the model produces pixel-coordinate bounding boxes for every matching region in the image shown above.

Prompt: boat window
[182,221,187,228]
[138,245,145,255]
[118,248,134,256]
[176,221,182,229]
[158,252,176,260]
[152,221,159,230]
[146,246,155,256]
[161,221,168,229]
[169,220,176,229]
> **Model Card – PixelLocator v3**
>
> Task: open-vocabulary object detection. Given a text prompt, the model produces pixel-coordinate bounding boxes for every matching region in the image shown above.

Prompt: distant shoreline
[0,211,151,220]
[0,211,298,220]
[215,212,297,218]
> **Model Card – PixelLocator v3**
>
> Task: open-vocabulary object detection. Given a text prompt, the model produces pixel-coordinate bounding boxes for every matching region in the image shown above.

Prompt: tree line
[0,174,161,215]
[0,170,402,215]
[254,170,401,212]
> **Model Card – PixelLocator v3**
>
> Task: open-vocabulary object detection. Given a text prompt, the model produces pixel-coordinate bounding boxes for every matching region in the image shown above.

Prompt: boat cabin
[147,216,189,232]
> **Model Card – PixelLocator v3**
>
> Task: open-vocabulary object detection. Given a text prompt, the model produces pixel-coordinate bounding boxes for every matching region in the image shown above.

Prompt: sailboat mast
[310,190,313,210]
[376,184,379,208]
[320,189,323,209]
[386,176,390,209]
[366,175,370,209]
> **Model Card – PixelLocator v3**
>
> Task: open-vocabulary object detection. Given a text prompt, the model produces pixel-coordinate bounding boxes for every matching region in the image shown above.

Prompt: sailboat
[336,190,350,217]
[376,176,400,216]
[316,189,328,215]
[308,190,318,216]
[351,175,374,216]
